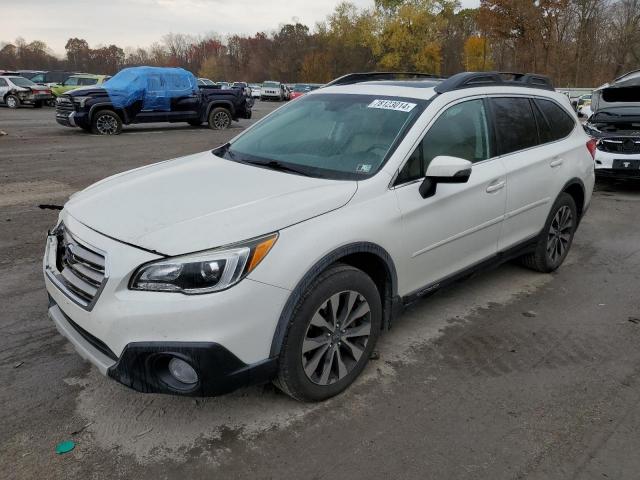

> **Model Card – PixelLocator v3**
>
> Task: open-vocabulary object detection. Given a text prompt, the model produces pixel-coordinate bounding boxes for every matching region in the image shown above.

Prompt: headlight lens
[130,233,277,294]
[73,96,92,107]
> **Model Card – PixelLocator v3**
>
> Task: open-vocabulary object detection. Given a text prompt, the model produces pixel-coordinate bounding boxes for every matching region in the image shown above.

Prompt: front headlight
[130,233,278,294]
[73,96,92,107]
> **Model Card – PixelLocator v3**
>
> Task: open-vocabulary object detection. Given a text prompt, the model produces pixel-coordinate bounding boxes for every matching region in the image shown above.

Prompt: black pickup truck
[55,67,251,135]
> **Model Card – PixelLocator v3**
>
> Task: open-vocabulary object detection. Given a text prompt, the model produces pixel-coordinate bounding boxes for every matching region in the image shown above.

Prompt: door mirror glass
[420,156,472,199]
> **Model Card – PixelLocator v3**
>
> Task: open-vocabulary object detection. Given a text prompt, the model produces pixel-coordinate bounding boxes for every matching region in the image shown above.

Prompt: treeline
[1,0,639,87]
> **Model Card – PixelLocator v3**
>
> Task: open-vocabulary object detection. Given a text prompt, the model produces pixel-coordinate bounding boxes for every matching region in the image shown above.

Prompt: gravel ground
[1,104,639,480]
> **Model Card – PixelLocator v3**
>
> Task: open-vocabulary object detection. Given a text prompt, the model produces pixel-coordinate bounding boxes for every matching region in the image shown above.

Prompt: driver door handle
[486,180,506,193]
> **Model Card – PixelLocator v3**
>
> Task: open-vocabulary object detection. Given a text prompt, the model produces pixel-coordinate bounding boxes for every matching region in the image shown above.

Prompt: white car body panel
[65,152,357,255]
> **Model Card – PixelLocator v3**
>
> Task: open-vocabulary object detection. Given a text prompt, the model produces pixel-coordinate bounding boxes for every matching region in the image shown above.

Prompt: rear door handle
[550,158,564,168]
[486,180,506,193]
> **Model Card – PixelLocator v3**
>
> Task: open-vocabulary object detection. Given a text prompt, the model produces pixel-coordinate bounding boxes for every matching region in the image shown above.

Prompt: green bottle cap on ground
[55,440,75,455]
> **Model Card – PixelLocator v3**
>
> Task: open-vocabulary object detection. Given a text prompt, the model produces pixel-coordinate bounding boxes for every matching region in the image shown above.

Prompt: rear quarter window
[533,98,575,142]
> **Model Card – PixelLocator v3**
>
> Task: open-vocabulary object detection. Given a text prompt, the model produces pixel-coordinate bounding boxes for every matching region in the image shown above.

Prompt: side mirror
[419,155,472,199]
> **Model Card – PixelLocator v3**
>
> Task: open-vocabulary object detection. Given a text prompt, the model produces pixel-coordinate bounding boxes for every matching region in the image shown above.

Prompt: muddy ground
[1,104,639,479]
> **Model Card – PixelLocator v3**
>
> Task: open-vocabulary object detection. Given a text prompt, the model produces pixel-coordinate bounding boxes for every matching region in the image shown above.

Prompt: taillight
[586,138,596,160]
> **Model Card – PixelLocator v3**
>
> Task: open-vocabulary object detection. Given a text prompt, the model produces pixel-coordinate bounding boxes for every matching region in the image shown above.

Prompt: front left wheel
[275,264,382,402]
[91,110,122,135]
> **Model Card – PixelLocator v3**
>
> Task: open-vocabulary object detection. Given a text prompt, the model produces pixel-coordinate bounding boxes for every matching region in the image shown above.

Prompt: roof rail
[434,71,554,93]
[325,72,443,87]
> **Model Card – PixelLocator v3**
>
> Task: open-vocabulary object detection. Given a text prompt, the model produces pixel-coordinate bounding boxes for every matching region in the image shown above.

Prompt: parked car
[55,66,251,134]
[51,74,111,97]
[261,81,285,101]
[584,70,640,178]
[577,100,592,118]
[0,74,53,108]
[249,84,261,99]
[572,94,592,111]
[19,70,78,86]
[290,84,313,100]
[44,71,594,401]
[198,78,216,86]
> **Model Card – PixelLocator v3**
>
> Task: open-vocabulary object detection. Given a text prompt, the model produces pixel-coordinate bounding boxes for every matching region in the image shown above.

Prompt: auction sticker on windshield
[368,99,417,112]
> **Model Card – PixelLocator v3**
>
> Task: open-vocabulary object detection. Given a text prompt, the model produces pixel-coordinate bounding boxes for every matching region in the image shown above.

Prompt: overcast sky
[4,0,480,56]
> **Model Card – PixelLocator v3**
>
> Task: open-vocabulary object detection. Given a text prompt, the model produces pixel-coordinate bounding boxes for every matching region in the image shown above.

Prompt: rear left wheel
[208,107,231,130]
[275,264,382,402]
[519,193,577,272]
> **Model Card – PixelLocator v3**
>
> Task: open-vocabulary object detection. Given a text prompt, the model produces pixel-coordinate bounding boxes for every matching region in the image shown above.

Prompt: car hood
[65,151,357,255]
[66,87,107,97]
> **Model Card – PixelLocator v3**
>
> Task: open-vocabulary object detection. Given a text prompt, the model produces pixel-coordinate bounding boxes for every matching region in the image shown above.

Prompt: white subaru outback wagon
[44,72,595,401]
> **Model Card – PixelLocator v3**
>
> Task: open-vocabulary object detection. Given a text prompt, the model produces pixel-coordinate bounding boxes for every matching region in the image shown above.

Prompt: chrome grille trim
[45,223,108,311]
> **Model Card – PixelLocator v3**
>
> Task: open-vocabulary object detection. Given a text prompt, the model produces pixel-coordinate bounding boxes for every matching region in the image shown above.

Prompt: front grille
[55,97,75,116]
[51,224,107,309]
[597,137,640,154]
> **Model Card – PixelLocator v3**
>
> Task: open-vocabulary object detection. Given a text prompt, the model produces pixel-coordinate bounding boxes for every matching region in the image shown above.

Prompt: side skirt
[400,235,539,308]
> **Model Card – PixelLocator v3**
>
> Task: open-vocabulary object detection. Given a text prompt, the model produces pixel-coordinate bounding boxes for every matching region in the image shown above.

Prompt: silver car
[0,75,53,108]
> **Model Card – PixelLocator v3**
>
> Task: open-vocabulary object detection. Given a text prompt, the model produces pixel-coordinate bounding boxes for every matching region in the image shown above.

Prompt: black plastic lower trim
[402,235,539,306]
[595,169,640,179]
[108,342,278,397]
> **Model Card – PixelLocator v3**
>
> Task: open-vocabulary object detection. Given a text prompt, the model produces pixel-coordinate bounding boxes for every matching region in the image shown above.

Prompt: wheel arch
[206,100,235,118]
[269,242,399,358]
[561,177,586,220]
[89,103,127,123]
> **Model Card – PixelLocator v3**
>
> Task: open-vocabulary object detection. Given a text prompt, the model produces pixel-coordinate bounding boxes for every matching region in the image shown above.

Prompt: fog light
[168,358,198,385]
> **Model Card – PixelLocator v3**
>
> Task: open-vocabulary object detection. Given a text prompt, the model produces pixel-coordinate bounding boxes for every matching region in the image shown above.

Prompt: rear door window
[534,98,575,141]
[79,78,98,86]
[490,97,538,155]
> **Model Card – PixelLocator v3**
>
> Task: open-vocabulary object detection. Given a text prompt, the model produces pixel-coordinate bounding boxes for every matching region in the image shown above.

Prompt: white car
[0,75,53,108]
[249,84,261,99]
[585,70,640,178]
[260,81,284,101]
[44,71,595,401]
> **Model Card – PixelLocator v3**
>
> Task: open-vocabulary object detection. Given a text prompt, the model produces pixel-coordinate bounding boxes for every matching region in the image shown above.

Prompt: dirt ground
[1,103,640,480]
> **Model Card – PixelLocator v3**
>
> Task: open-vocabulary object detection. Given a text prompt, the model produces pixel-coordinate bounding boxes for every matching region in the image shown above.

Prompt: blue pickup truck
[55,66,252,135]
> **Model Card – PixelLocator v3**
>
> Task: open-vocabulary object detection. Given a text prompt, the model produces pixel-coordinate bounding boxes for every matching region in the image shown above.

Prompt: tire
[275,264,382,402]
[91,110,122,135]
[208,107,232,130]
[33,101,43,108]
[5,95,20,109]
[519,193,577,273]
[187,119,203,127]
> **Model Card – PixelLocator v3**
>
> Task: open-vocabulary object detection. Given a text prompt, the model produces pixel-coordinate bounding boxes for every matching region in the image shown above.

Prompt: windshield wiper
[245,159,312,177]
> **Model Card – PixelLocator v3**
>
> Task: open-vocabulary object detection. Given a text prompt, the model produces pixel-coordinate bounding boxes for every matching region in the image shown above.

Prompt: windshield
[293,84,310,92]
[223,93,426,180]
[10,77,35,87]
[263,82,279,87]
